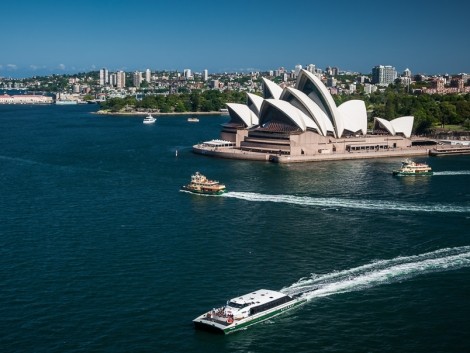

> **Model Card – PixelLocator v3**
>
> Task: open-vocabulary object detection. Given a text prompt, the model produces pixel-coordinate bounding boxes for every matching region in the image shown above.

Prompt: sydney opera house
[193,69,427,162]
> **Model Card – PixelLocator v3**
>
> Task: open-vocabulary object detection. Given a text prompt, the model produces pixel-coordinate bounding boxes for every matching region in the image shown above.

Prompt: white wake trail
[223,192,470,213]
[433,171,470,176]
[281,246,470,300]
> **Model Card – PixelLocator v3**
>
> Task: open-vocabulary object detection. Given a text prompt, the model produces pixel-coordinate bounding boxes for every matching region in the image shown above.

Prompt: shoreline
[93,110,228,116]
[191,145,470,163]
[193,145,430,163]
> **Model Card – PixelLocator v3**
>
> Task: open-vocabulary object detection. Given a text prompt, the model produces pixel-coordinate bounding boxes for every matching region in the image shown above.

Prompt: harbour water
[0,105,469,352]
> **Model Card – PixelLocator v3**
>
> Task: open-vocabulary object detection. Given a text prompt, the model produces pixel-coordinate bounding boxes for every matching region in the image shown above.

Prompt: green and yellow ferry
[193,289,307,334]
[392,159,433,176]
[181,172,226,195]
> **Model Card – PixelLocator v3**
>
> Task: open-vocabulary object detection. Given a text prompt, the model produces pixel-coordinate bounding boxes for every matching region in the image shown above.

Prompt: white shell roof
[262,77,283,99]
[374,117,395,134]
[374,116,414,138]
[260,99,312,131]
[246,93,264,117]
[296,69,344,137]
[337,100,367,135]
[281,87,335,137]
[390,116,414,138]
[226,103,259,127]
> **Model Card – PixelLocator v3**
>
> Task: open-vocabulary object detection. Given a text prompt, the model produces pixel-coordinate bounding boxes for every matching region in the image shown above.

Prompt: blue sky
[1,0,469,78]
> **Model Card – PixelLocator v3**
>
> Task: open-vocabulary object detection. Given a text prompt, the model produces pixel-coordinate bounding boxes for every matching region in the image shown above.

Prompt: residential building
[99,68,108,86]
[372,65,397,86]
[116,71,126,88]
[145,69,151,82]
[133,71,142,87]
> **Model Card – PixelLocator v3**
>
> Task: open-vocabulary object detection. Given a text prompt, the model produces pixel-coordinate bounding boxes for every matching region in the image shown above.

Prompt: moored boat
[181,172,226,195]
[55,100,78,105]
[187,116,199,122]
[143,114,156,124]
[392,159,433,176]
[193,289,306,334]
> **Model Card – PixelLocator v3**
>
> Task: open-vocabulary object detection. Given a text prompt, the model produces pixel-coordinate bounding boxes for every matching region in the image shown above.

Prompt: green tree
[175,101,186,112]
[439,101,457,126]
[384,93,397,120]
[413,109,433,134]
[456,100,470,124]
[463,118,470,130]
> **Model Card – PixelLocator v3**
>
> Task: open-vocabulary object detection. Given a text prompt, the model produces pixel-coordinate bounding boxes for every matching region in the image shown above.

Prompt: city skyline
[2,0,469,78]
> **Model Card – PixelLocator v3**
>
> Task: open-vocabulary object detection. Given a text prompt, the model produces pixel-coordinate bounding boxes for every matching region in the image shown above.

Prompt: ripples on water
[0,106,469,353]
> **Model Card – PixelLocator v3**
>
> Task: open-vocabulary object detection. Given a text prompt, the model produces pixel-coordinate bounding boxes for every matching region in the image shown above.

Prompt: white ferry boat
[392,159,433,176]
[193,289,306,334]
[143,114,156,124]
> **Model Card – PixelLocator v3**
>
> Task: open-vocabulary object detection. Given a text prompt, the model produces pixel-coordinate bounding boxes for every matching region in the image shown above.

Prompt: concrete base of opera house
[192,144,431,163]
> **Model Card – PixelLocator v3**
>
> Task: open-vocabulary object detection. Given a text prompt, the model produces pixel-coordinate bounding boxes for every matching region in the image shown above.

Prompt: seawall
[192,145,430,163]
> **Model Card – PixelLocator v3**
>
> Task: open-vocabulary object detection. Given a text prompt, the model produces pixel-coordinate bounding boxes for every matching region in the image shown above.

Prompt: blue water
[0,105,469,352]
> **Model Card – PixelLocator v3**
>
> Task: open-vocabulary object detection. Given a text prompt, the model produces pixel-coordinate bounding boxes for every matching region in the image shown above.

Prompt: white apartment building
[99,68,109,86]
[116,71,126,88]
[145,69,151,82]
[183,69,192,79]
[133,71,142,87]
[372,65,397,86]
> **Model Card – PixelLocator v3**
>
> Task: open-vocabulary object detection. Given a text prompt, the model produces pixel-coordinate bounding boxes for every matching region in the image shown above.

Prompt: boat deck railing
[201,315,230,326]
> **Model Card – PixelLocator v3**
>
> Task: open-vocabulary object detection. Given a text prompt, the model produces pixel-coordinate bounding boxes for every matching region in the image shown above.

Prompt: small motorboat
[143,114,156,124]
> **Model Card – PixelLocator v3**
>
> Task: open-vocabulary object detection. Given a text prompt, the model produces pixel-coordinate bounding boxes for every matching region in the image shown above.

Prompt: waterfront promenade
[193,144,433,163]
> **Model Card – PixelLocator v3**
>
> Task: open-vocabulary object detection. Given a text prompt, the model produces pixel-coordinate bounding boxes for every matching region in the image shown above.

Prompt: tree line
[101,85,470,133]
[100,90,246,113]
[334,83,470,133]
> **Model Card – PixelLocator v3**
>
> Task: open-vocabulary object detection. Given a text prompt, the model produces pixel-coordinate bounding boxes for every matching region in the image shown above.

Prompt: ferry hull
[181,186,226,195]
[194,298,306,335]
[392,171,433,176]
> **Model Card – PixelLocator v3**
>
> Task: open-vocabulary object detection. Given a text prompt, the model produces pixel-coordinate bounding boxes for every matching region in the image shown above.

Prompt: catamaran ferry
[193,289,307,334]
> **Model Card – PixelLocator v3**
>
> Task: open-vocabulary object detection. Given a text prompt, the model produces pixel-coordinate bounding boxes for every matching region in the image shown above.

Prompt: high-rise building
[327,77,337,87]
[349,83,356,93]
[99,68,109,86]
[109,73,117,87]
[145,69,151,82]
[307,64,315,73]
[403,68,412,78]
[371,65,397,86]
[203,69,209,81]
[133,71,142,87]
[116,71,126,88]
[294,64,302,77]
[183,69,192,79]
